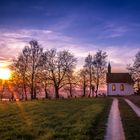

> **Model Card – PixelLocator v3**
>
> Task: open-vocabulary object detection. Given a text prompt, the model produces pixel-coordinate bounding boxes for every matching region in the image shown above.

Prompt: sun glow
[0,68,11,80]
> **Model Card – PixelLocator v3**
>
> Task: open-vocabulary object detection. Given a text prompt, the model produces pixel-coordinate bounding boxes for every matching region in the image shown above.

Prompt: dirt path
[104,98,125,140]
[124,98,140,117]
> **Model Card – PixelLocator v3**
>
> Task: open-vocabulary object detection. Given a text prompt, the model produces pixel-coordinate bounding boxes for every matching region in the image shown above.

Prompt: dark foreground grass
[126,95,140,107]
[0,98,112,140]
[119,98,140,140]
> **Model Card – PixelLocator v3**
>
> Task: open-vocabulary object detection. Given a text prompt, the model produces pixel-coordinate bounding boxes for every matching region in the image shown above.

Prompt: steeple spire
[108,62,111,74]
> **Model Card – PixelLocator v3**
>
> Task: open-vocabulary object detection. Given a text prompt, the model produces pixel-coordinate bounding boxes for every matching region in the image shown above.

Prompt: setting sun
[0,68,11,80]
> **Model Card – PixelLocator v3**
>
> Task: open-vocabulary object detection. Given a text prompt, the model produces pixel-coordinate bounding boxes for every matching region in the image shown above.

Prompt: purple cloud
[0,29,139,72]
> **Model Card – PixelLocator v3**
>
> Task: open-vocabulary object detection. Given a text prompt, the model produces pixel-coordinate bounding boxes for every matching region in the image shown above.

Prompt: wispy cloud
[104,46,139,72]
[97,23,129,39]
[0,29,139,71]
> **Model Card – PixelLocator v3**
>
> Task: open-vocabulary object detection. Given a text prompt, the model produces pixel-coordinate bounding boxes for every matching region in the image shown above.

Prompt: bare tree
[79,69,88,97]
[26,40,44,99]
[127,51,140,94]
[65,71,77,98]
[37,68,52,99]
[84,54,93,97]
[93,50,107,97]
[12,40,44,100]
[11,48,30,100]
[43,49,77,98]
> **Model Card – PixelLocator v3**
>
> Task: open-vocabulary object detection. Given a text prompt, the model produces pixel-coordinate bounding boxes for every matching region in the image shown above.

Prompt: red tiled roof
[106,73,134,83]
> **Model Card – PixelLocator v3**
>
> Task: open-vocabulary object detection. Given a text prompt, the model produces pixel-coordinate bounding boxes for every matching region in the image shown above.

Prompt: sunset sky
[0,0,140,71]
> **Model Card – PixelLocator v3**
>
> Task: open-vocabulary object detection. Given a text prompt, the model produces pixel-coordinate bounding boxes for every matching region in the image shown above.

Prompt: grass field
[126,95,140,107]
[119,98,140,140]
[0,98,112,140]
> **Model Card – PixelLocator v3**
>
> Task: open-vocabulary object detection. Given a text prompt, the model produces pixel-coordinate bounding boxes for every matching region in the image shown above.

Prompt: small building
[106,63,134,96]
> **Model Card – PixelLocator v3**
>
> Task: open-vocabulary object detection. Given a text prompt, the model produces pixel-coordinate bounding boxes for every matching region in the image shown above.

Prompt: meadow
[0,98,112,140]
[119,97,140,140]
[125,95,140,107]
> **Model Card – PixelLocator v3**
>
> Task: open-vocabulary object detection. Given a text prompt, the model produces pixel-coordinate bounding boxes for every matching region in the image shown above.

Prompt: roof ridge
[106,72,134,83]
[107,73,130,75]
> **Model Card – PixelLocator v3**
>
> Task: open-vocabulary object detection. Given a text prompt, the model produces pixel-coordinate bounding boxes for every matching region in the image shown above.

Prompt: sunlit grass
[0,98,112,140]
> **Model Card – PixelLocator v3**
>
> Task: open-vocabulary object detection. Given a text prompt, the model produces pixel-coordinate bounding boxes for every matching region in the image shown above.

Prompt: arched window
[112,84,116,91]
[120,84,124,91]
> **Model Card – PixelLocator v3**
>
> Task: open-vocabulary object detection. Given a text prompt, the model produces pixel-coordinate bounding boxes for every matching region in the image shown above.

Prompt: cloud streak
[97,23,129,39]
[0,29,139,71]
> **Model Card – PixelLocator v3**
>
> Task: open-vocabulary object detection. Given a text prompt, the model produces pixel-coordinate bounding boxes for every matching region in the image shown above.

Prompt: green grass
[126,95,140,107]
[119,98,140,140]
[0,98,112,140]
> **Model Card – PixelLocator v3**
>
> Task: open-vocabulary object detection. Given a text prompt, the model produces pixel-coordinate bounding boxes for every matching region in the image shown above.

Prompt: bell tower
[108,62,111,74]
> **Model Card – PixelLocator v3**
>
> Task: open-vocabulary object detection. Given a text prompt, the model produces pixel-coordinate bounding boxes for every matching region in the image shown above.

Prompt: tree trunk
[83,86,86,97]
[31,77,36,99]
[25,92,27,100]
[45,87,48,98]
[34,87,37,99]
[83,77,86,97]
[89,67,92,97]
[91,85,95,97]
[95,72,99,97]
[31,84,34,99]
[95,83,99,97]
[69,83,73,98]
[30,86,34,100]
[23,83,27,100]
[55,86,59,98]
[31,54,35,99]
[11,92,14,101]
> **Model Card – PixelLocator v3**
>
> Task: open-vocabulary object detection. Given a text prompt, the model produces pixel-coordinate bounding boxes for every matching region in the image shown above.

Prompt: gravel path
[124,98,140,117]
[104,98,125,140]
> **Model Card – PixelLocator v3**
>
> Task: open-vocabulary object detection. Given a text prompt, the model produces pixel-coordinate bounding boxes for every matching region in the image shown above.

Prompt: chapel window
[120,84,124,91]
[112,84,116,91]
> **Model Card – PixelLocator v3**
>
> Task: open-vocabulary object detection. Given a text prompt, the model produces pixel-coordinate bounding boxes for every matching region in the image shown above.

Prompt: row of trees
[9,40,108,100]
[5,40,140,100]
[80,51,107,97]
[127,51,140,94]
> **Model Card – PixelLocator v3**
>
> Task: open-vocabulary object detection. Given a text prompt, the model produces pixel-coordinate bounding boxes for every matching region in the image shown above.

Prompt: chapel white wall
[107,83,134,95]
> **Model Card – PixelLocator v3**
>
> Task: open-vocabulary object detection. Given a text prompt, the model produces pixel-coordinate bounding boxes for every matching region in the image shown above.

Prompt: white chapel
[106,63,134,96]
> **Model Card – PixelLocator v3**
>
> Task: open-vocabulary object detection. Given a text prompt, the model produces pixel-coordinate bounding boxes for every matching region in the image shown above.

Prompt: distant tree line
[9,40,108,100]
[8,40,140,100]
[127,51,140,94]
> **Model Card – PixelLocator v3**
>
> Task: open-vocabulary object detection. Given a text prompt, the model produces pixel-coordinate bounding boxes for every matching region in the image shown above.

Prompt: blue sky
[0,0,140,71]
